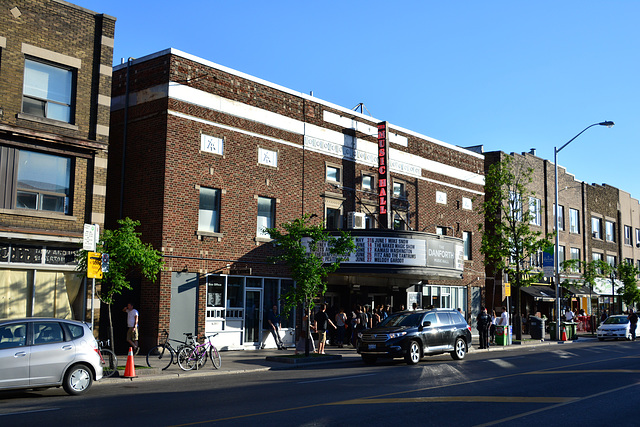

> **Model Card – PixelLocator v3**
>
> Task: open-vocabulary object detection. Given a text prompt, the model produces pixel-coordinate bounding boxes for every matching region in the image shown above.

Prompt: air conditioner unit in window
[347,212,366,229]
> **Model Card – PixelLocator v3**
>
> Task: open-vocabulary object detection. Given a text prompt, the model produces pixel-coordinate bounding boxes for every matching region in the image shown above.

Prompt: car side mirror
[422,321,431,327]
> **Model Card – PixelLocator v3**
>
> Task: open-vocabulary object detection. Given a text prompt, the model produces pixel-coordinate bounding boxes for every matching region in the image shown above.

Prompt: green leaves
[266,214,356,315]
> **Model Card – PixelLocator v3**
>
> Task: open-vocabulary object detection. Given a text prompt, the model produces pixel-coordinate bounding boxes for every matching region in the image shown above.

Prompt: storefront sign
[378,121,391,228]
[426,239,464,270]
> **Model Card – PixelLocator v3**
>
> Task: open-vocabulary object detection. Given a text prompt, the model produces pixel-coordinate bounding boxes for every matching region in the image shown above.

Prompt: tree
[617,261,640,308]
[478,156,554,340]
[77,218,164,348]
[266,215,356,356]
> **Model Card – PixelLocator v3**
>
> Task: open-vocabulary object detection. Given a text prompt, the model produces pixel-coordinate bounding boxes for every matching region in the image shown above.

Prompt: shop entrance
[244,289,262,345]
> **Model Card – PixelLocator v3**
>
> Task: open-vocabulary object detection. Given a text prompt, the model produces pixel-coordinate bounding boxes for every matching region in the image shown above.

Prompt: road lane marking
[298,373,375,384]
[331,396,574,405]
[0,408,59,416]
[526,369,640,374]
[487,359,516,369]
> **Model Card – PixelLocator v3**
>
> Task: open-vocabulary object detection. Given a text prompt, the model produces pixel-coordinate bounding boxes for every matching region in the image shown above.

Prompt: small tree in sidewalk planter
[266,215,356,357]
[77,218,164,351]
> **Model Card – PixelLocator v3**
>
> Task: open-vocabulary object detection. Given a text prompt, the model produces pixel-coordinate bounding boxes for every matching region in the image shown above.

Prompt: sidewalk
[99,333,597,384]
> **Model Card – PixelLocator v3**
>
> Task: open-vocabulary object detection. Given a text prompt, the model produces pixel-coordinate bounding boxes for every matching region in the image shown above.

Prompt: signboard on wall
[377,121,391,228]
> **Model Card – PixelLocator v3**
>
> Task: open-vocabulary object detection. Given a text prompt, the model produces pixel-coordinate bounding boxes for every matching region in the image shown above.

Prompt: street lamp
[554,121,614,341]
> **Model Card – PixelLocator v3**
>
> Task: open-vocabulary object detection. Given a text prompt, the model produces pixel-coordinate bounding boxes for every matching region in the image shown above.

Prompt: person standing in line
[314,304,336,354]
[490,310,498,344]
[123,303,139,354]
[476,306,491,349]
[628,308,638,341]
[268,305,285,350]
[334,308,347,348]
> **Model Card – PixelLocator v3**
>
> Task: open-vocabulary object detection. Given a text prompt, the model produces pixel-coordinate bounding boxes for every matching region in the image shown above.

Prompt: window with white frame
[393,212,407,231]
[570,247,581,272]
[607,255,616,268]
[463,231,472,260]
[636,229,640,248]
[593,252,604,273]
[198,187,221,233]
[325,164,341,183]
[558,245,565,270]
[529,197,541,226]
[326,207,341,230]
[23,59,74,123]
[605,220,615,242]
[624,225,632,246]
[569,208,580,234]
[554,204,565,231]
[15,149,71,214]
[509,191,522,221]
[361,174,374,191]
[592,217,602,239]
[256,196,275,238]
[393,181,406,199]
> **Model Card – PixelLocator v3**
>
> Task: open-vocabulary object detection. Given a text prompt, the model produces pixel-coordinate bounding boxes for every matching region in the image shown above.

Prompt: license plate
[368,344,376,350]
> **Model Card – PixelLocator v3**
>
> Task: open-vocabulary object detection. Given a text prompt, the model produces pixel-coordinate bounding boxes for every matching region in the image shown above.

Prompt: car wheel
[63,364,93,396]
[451,337,467,360]
[362,355,377,365]
[405,340,421,365]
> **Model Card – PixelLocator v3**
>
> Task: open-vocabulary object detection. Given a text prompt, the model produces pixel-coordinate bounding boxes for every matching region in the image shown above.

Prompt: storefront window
[227,277,244,308]
[207,276,225,307]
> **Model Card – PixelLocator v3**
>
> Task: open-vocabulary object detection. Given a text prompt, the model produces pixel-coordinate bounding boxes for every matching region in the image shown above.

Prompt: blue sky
[75,0,639,199]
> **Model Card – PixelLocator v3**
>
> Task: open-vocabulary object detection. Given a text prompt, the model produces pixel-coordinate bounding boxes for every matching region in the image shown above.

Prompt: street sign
[87,252,103,279]
[101,253,109,272]
[543,244,554,278]
[503,282,511,297]
[83,224,100,252]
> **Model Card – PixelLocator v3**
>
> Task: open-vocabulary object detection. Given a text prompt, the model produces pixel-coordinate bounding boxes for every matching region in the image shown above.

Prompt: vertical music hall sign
[378,121,391,228]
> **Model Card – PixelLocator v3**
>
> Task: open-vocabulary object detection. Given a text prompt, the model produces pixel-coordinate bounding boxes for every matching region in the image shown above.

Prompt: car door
[436,313,456,349]
[0,322,30,388]
[420,312,441,351]
[29,321,75,386]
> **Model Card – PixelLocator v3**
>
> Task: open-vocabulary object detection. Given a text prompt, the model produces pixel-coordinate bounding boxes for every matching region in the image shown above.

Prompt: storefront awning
[567,284,598,298]
[520,285,556,302]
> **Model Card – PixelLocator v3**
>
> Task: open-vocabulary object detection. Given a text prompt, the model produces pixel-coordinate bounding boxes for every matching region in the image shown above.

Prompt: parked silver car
[0,318,103,395]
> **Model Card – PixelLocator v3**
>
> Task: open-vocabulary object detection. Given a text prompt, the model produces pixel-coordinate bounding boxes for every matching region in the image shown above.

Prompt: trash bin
[529,316,545,340]
[549,321,557,340]
[496,325,512,345]
[563,322,577,340]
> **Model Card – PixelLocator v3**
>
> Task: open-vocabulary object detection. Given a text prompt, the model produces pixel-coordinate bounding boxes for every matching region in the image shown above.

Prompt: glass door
[244,289,262,345]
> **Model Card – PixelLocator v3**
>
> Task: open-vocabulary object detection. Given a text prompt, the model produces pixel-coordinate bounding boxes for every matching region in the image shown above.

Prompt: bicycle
[97,339,117,378]
[177,333,221,371]
[146,330,196,370]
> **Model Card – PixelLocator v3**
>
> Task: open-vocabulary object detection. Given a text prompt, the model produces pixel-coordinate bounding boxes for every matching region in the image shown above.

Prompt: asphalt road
[1,339,639,426]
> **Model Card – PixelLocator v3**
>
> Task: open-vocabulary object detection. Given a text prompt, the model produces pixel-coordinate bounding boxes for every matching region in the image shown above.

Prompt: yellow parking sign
[87,252,103,279]
[503,282,511,297]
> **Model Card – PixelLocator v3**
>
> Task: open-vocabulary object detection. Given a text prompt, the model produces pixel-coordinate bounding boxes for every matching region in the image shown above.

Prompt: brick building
[107,49,486,351]
[0,1,115,321]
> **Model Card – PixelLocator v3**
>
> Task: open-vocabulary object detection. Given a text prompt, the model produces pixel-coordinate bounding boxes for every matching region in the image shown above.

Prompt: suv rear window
[65,323,85,339]
[437,312,453,325]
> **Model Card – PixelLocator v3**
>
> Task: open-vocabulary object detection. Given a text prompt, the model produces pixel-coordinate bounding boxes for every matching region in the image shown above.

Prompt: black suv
[357,308,472,365]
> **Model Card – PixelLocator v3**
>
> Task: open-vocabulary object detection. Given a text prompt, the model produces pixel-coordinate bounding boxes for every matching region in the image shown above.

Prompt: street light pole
[554,121,614,341]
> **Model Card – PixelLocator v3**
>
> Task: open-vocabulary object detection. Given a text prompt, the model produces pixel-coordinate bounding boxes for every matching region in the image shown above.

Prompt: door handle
[14,351,27,357]
[62,345,73,350]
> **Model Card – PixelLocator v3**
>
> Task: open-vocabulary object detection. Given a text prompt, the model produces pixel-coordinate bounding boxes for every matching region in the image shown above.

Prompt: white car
[597,315,634,341]
[0,318,103,395]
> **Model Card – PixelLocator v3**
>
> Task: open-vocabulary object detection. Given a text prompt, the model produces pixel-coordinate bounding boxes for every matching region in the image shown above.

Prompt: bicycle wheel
[209,345,221,369]
[147,344,173,370]
[193,345,207,370]
[100,349,117,378]
[177,346,197,371]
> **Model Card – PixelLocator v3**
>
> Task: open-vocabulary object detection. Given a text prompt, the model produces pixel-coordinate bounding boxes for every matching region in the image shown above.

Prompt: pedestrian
[123,302,139,354]
[499,306,509,326]
[601,310,608,323]
[314,303,336,354]
[476,306,491,349]
[565,308,574,322]
[267,304,285,350]
[334,307,347,348]
[490,310,498,344]
[295,313,315,354]
[628,308,638,341]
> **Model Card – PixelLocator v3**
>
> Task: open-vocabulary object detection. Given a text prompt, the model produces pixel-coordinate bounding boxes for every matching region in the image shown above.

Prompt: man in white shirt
[123,303,139,354]
[499,306,509,326]
[565,308,575,322]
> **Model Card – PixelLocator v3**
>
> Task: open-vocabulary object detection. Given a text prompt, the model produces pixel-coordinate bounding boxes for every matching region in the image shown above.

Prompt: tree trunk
[304,303,311,357]
[108,302,115,353]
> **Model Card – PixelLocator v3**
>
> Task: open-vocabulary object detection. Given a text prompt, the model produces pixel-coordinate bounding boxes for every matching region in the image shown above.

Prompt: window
[326,165,341,183]
[624,225,632,246]
[558,245,565,269]
[393,213,407,230]
[23,59,73,123]
[198,187,221,233]
[636,229,640,248]
[554,204,565,231]
[530,250,542,267]
[570,247,581,272]
[593,252,604,273]
[33,321,64,344]
[326,207,341,230]
[592,217,602,239]
[607,255,616,268]
[393,181,406,199]
[436,226,449,236]
[529,197,541,226]
[605,221,615,242]
[463,231,472,260]
[569,209,580,234]
[16,149,71,214]
[509,191,522,221]
[256,197,275,238]
[625,258,633,265]
[361,174,374,191]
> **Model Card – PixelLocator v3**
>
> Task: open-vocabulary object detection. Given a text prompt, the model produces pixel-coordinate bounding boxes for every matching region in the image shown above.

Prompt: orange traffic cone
[561,325,567,341]
[124,347,137,378]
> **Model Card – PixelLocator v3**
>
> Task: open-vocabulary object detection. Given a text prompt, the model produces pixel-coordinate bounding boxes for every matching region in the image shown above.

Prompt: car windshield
[603,316,629,325]
[379,312,423,327]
